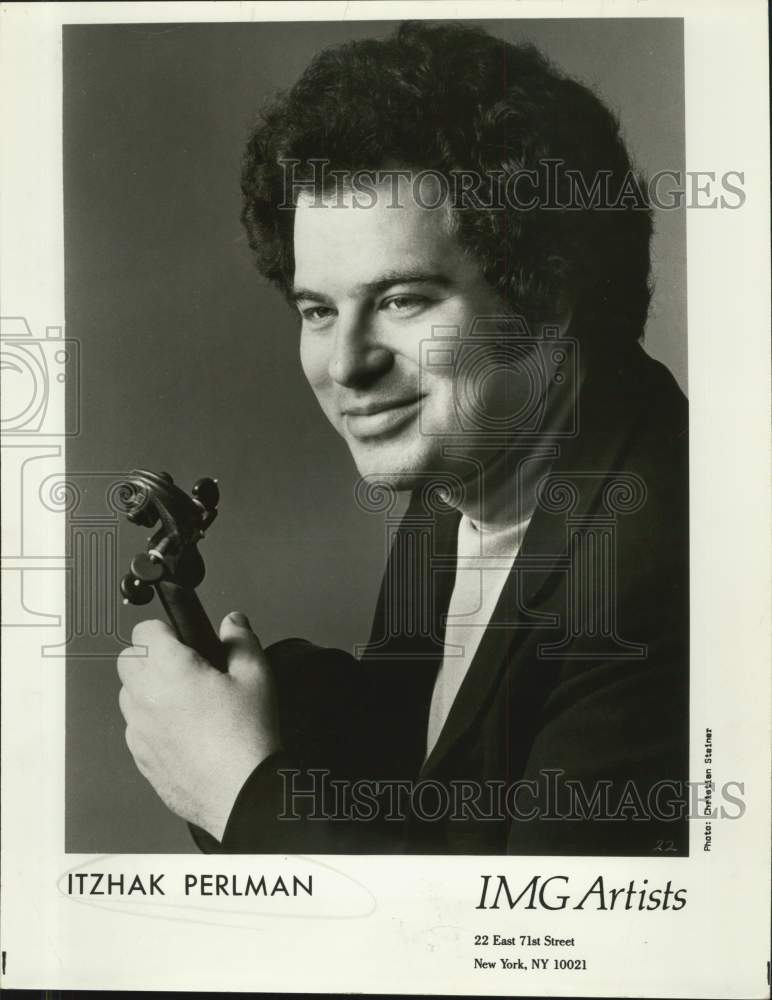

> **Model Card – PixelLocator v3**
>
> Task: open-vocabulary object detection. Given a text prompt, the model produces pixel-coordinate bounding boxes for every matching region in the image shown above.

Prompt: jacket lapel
[362,490,459,775]
[420,345,651,779]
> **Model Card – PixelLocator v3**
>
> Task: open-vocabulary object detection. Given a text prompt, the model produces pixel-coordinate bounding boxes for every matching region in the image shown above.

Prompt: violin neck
[155,581,228,672]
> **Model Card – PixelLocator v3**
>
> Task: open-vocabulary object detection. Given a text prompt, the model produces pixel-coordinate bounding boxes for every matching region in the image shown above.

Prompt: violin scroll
[119,468,228,671]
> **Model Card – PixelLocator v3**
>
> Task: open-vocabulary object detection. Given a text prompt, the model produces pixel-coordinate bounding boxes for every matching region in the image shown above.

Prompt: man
[117,21,688,855]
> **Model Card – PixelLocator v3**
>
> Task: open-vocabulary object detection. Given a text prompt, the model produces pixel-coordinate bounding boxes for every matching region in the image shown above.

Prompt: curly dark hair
[241,21,653,348]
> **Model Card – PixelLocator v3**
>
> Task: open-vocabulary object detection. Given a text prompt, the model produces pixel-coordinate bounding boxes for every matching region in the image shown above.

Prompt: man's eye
[300,305,336,324]
[381,295,429,314]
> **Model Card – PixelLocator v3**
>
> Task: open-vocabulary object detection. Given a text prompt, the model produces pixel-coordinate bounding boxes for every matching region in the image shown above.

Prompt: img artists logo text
[476,874,686,911]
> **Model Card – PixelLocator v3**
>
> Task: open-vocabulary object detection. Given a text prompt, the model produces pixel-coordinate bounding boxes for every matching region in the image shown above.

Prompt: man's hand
[117,611,280,842]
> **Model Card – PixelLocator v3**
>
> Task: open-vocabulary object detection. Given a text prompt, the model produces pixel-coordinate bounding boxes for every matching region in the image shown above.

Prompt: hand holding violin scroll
[116,469,280,842]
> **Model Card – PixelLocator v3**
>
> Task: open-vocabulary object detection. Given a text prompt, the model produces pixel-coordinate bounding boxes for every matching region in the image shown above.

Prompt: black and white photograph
[65,15,690,858]
[1,1,769,995]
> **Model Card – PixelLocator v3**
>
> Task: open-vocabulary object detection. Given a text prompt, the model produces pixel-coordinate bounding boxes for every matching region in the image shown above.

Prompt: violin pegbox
[119,469,220,606]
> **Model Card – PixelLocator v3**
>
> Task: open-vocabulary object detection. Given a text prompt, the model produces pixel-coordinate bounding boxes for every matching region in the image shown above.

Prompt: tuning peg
[129,552,165,584]
[120,573,155,606]
[192,477,220,510]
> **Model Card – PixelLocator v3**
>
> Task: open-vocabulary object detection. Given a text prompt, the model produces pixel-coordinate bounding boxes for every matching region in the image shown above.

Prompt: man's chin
[357,469,424,493]
[350,447,452,495]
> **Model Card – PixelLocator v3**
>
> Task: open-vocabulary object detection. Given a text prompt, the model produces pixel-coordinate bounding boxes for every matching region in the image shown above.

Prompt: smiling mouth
[343,395,425,439]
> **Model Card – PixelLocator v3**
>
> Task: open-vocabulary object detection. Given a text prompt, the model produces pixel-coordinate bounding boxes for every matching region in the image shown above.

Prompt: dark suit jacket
[201,341,689,856]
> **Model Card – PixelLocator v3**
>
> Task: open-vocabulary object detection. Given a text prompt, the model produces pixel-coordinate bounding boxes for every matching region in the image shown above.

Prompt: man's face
[293,178,530,490]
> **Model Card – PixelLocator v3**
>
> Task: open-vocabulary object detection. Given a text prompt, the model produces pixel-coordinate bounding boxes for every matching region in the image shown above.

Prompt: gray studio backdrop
[64,18,686,852]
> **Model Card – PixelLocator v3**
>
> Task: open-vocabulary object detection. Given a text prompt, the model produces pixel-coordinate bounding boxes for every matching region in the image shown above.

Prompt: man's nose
[328,315,392,387]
